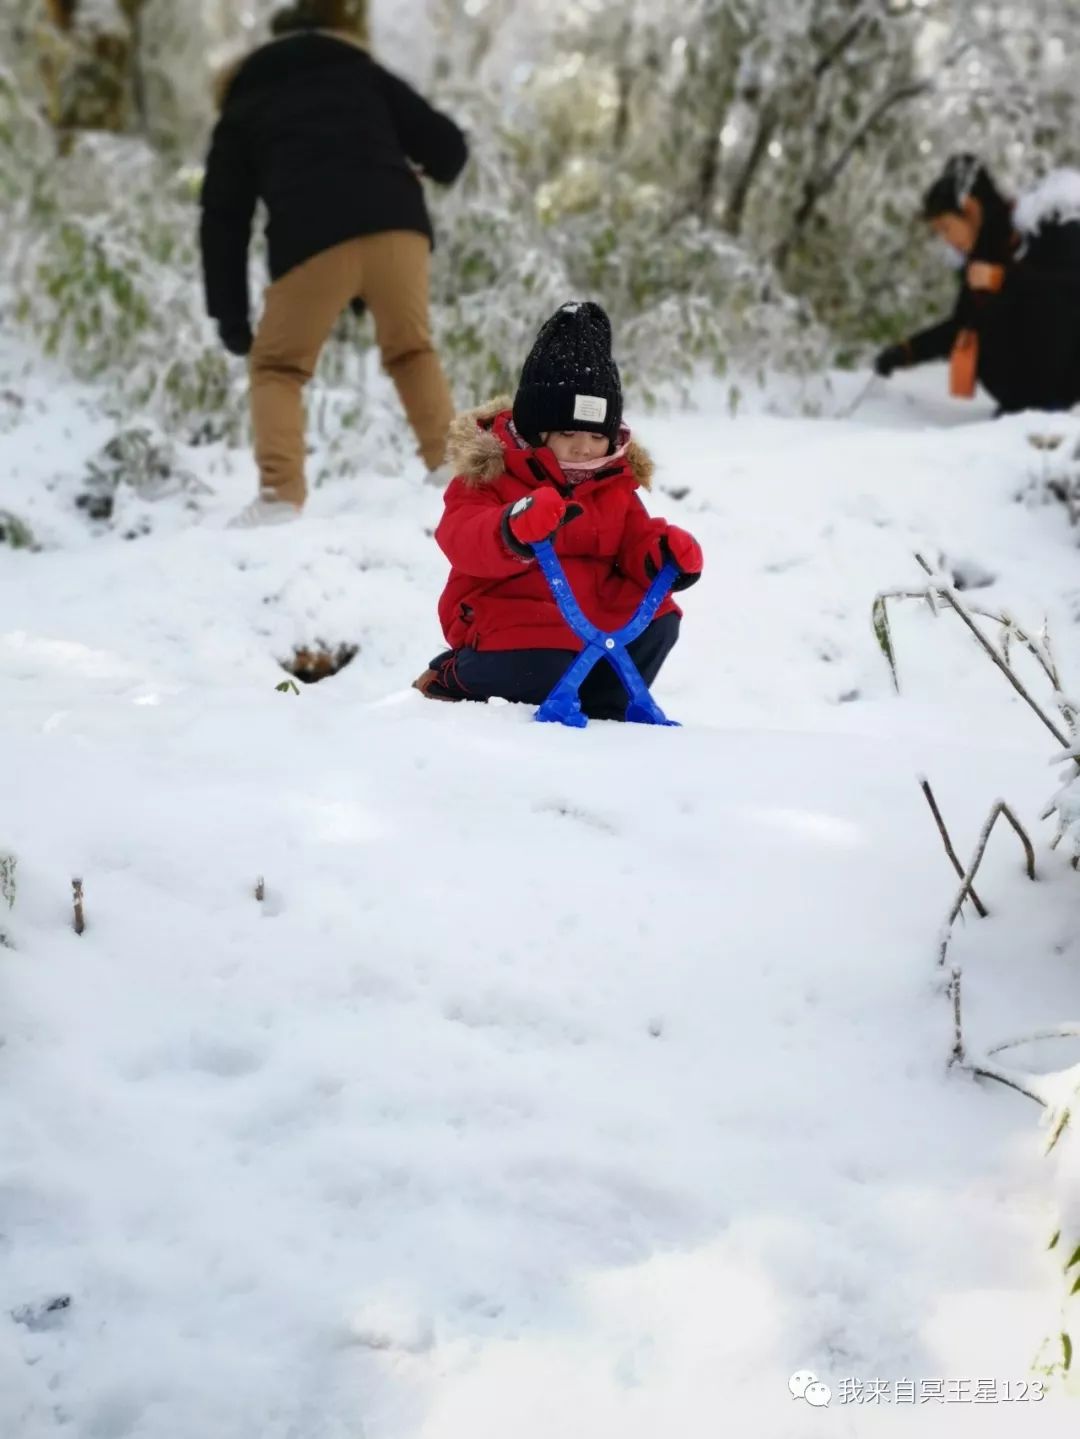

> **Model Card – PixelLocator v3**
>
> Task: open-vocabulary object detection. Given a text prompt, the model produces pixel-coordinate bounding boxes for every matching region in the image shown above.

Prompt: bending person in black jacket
[200,0,468,526]
[875,155,1080,415]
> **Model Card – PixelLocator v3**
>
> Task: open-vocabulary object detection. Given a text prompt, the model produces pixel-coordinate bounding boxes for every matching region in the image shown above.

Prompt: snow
[3,344,1080,1436]
[72,0,126,37]
[1015,169,1080,234]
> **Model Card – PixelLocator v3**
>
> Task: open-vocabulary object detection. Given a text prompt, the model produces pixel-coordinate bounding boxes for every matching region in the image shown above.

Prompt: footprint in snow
[186,1034,268,1079]
[344,1301,434,1354]
[947,556,997,591]
[121,1034,267,1082]
[763,555,810,575]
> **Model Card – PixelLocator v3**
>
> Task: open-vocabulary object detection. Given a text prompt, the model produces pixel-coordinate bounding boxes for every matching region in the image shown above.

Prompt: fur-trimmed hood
[446,398,654,489]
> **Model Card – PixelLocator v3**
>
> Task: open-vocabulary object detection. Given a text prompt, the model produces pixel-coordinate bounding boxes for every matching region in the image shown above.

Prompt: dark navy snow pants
[428,613,680,721]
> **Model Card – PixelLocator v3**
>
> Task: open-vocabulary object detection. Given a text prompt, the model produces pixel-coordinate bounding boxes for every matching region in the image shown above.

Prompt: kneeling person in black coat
[875,154,1080,416]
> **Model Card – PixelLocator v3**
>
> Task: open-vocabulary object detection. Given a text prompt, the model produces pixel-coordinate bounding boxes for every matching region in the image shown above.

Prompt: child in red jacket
[414,302,702,720]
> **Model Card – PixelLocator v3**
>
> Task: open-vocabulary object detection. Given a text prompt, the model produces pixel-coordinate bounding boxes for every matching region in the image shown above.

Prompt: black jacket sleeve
[905,274,1013,365]
[375,66,468,185]
[905,315,959,364]
[199,112,258,327]
[902,278,973,365]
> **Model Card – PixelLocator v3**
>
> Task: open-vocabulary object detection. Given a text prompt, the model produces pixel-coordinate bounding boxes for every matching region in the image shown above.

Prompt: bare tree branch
[774,33,982,271]
[813,13,871,79]
[723,6,870,237]
[776,77,931,269]
[722,101,778,237]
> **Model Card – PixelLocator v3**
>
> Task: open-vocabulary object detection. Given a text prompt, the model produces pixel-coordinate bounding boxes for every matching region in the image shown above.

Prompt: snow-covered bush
[76,426,207,521]
[0,511,36,550]
[7,131,245,444]
[872,554,1080,1388]
[426,75,829,413]
[566,207,826,402]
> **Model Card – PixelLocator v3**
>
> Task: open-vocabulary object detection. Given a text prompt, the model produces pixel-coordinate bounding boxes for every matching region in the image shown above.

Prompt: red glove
[646,525,703,591]
[503,487,581,556]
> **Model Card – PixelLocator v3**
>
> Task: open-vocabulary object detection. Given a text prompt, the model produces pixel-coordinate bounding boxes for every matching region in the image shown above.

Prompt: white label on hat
[574,395,608,423]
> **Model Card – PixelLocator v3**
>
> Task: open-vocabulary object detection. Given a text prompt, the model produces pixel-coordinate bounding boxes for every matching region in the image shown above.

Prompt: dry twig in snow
[920,778,988,917]
[938,801,1036,967]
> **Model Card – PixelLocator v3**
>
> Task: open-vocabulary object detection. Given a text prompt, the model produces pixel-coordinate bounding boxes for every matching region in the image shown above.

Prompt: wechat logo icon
[790,1370,832,1408]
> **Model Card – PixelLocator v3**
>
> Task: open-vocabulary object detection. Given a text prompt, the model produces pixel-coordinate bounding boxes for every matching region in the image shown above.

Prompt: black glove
[218,320,253,358]
[874,344,908,378]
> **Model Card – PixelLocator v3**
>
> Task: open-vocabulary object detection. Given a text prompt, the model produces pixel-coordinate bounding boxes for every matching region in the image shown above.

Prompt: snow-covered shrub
[430,194,572,404]
[565,205,827,402]
[0,511,36,550]
[75,426,208,524]
[0,62,53,217]
[9,132,246,444]
[426,83,829,412]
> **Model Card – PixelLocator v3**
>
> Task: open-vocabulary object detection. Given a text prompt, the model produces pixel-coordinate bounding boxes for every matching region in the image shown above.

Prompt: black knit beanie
[513,302,623,448]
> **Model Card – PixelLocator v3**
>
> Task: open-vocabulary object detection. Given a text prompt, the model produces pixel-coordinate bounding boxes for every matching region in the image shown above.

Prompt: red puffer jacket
[435,402,683,652]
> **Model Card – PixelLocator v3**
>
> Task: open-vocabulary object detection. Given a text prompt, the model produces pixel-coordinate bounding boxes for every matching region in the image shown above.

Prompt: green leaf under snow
[1050,1230,1061,1250]
[1067,1243,1080,1271]
[1071,1274,1080,1296]
[1064,1333,1074,1373]
[872,595,899,693]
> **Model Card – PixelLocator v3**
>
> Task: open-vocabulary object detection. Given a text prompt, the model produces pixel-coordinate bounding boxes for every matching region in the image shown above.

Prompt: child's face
[542,430,610,464]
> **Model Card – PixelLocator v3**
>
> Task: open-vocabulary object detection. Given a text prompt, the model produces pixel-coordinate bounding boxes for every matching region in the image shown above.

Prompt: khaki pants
[250,232,454,505]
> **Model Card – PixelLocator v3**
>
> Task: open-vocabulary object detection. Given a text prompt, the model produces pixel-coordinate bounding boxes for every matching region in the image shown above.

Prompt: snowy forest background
[2,0,1079,452]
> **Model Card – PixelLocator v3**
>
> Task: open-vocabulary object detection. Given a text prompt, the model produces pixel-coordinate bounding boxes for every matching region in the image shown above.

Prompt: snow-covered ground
[4,344,1080,1437]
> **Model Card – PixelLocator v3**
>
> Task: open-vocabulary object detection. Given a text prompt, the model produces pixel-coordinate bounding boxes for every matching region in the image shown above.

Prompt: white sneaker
[227,495,302,529]
[424,463,453,488]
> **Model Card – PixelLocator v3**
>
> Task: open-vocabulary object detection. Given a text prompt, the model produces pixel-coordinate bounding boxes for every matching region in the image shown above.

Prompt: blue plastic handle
[530,539,680,728]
